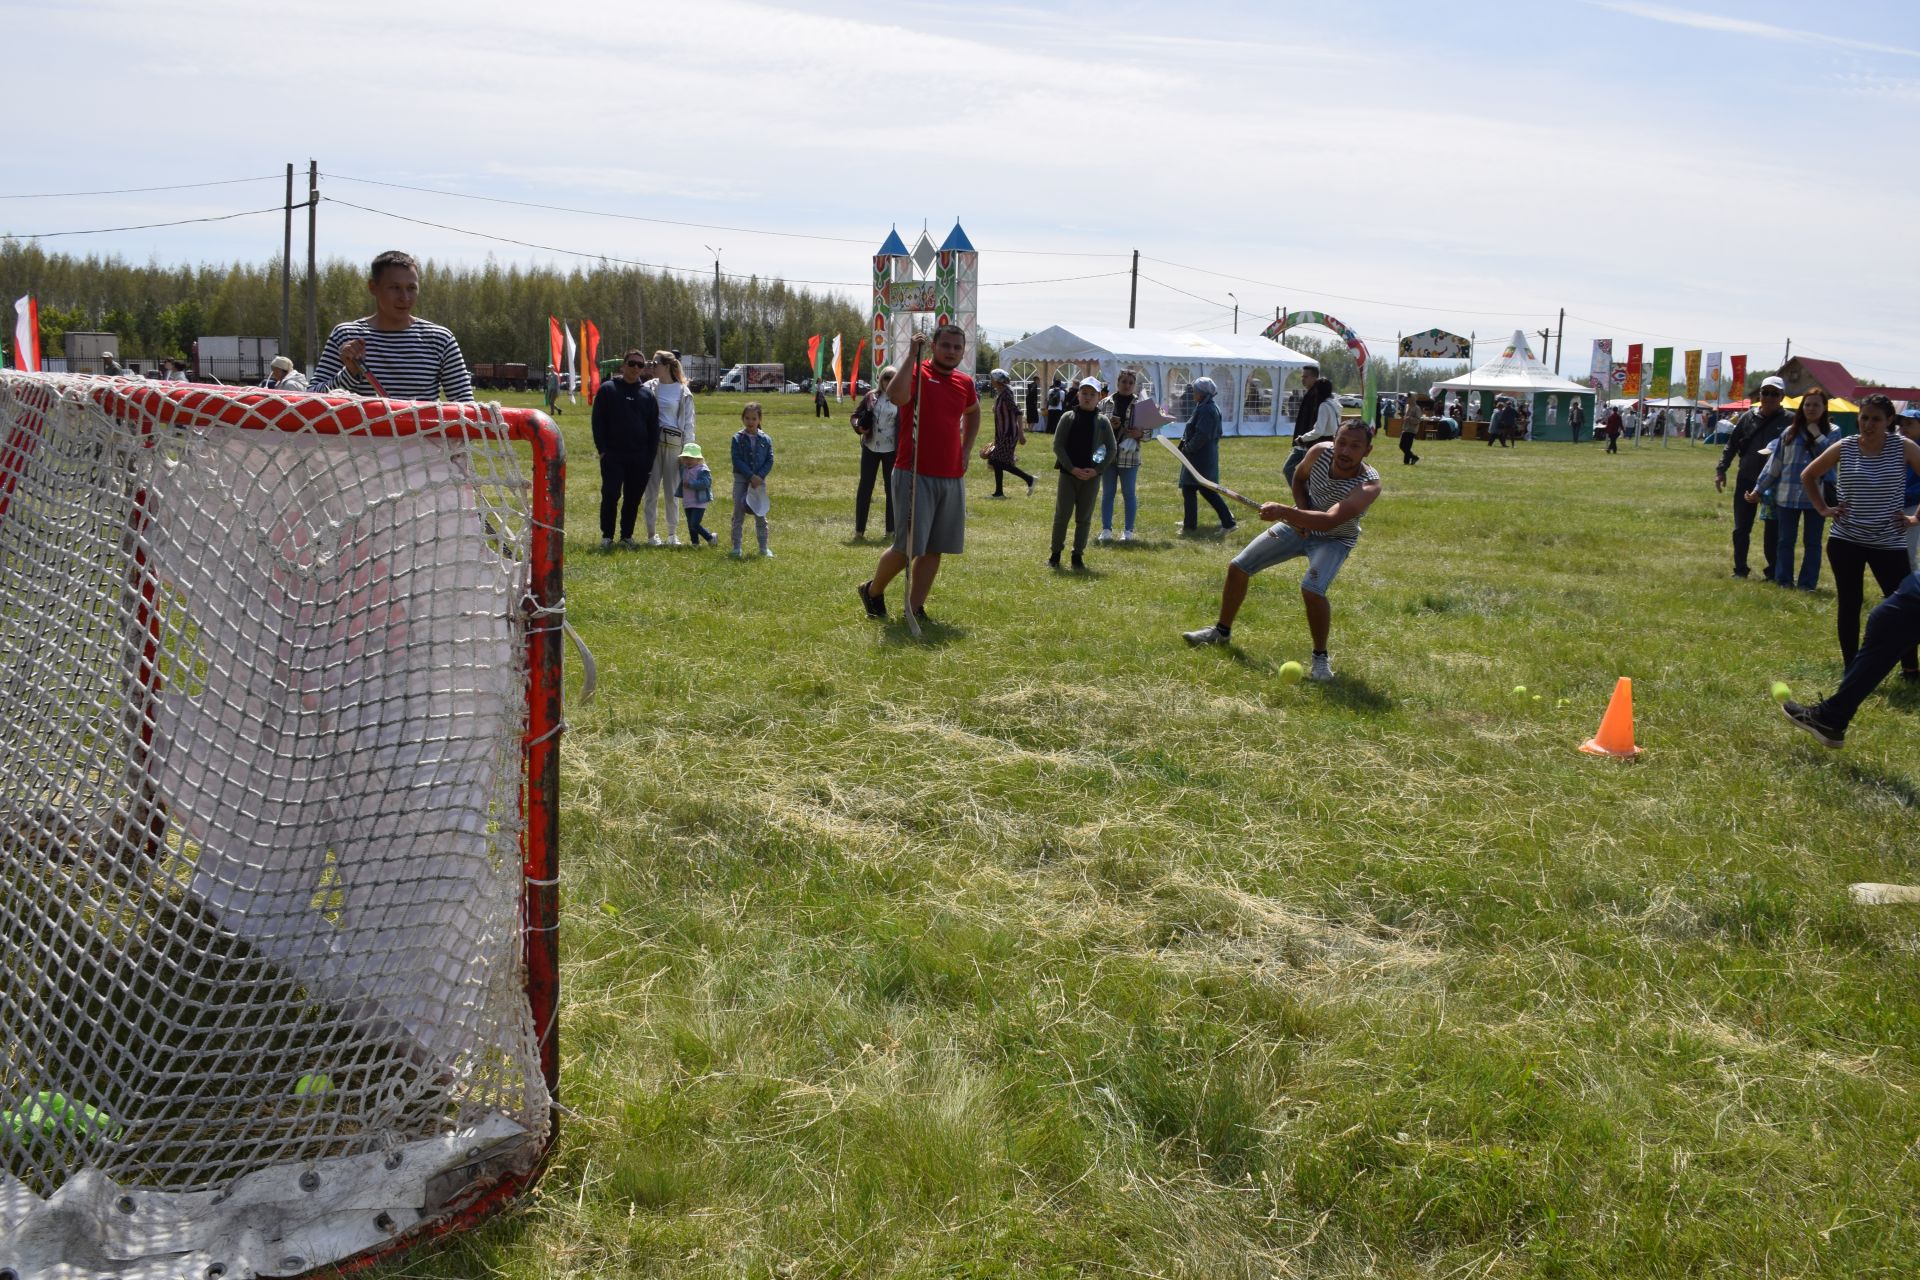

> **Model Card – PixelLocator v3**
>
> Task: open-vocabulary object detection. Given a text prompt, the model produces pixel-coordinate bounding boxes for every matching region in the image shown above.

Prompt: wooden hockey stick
[902,349,924,639]
[1850,883,1920,906]
[1154,435,1262,511]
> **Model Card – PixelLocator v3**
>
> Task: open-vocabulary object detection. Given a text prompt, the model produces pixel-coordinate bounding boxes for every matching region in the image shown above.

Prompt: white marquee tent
[1430,331,1597,441]
[996,324,1317,437]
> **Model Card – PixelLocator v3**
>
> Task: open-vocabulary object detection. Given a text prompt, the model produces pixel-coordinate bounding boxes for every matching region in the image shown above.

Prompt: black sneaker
[1781,700,1843,748]
[913,606,934,626]
[856,580,887,620]
[1047,556,1061,570]
[1070,554,1085,571]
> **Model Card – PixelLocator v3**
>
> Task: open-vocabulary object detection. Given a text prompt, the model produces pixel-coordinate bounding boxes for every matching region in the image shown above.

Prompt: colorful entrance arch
[1260,310,1371,374]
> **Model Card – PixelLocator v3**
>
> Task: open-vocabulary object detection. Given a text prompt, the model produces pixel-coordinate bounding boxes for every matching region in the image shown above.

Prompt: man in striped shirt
[310,250,474,402]
[1183,421,1382,682]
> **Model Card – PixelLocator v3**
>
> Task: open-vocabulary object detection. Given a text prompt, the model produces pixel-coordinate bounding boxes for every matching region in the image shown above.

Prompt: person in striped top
[1184,421,1382,682]
[1801,393,1920,679]
[309,250,474,402]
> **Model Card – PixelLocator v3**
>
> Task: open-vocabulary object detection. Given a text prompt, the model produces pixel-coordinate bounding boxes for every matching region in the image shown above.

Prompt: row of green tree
[0,238,881,375]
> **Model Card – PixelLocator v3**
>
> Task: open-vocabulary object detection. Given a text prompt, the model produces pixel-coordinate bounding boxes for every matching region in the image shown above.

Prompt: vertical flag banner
[1650,347,1673,399]
[847,338,867,398]
[12,295,40,372]
[563,324,578,402]
[1624,344,1644,398]
[1589,338,1612,391]
[1730,354,1747,399]
[1705,352,1723,402]
[583,320,601,402]
[808,334,824,383]
[1684,350,1701,401]
[830,334,843,400]
[548,316,564,379]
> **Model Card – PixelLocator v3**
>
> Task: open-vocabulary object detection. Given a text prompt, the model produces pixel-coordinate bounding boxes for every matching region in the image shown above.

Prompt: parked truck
[718,363,786,393]
[192,336,279,384]
[468,362,533,391]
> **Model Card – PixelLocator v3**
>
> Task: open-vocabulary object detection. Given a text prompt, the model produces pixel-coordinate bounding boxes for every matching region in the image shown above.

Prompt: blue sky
[6,0,1918,383]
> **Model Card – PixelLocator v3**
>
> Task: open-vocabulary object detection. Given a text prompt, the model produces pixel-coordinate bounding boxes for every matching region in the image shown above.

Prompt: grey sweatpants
[731,475,769,553]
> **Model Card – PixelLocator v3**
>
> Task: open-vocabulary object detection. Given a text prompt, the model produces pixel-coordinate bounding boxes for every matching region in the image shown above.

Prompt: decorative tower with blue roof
[871,220,978,381]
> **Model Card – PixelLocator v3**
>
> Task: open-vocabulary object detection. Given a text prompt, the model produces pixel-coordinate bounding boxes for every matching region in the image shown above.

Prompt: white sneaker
[1182,625,1227,647]
[761,549,774,558]
[1095,529,1112,543]
[667,535,682,547]
[1309,654,1335,682]
[648,535,663,547]
[1120,530,1134,542]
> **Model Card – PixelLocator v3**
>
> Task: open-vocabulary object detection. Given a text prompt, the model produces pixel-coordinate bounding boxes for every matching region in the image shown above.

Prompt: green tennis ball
[1511,685,1528,699]
[1532,695,1543,704]
[1278,660,1304,684]
[293,1073,334,1098]
[3,1092,121,1142]
[1771,681,1792,703]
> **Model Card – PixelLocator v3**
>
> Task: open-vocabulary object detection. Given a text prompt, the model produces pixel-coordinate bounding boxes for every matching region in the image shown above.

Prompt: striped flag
[12,295,39,372]
[563,324,578,402]
[808,335,824,384]
[830,335,843,401]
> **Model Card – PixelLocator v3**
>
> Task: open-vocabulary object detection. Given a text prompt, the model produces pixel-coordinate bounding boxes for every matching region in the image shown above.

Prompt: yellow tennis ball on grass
[1279,660,1304,684]
[1771,681,1792,703]
[293,1073,334,1098]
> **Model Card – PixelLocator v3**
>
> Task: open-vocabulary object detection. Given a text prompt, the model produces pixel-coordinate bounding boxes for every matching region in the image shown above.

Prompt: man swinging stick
[856,324,980,629]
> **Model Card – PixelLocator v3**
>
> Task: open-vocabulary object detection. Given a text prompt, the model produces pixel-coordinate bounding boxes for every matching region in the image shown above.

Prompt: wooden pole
[280,163,292,361]
[304,160,317,370]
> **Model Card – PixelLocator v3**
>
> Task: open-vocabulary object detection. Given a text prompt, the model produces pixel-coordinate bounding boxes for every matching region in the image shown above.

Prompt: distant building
[1778,356,1920,404]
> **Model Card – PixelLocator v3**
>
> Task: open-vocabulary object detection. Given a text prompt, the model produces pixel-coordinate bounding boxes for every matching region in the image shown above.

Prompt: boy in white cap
[1048,377,1117,570]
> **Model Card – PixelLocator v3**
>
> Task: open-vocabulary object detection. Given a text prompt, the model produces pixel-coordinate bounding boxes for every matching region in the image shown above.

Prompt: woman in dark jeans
[1176,378,1237,533]
[1802,393,1920,679]
[852,365,898,538]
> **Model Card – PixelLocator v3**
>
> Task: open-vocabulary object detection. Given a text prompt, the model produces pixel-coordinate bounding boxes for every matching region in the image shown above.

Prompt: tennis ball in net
[293,1073,334,1098]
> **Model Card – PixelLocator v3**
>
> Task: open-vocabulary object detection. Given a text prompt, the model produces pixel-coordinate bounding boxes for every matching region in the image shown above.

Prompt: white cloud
[1588,1,1920,59]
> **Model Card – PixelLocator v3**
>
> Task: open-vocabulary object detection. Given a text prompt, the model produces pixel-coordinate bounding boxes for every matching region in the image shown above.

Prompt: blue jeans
[1774,506,1825,589]
[1100,465,1139,532]
[1816,571,1920,731]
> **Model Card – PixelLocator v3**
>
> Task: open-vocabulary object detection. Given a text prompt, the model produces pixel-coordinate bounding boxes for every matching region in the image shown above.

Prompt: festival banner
[1623,344,1644,398]
[548,316,564,381]
[830,334,843,400]
[846,338,867,397]
[1398,328,1471,360]
[563,324,578,401]
[1730,354,1747,400]
[1683,349,1701,401]
[13,294,40,372]
[1589,338,1612,392]
[807,334,824,383]
[1705,352,1722,402]
[1610,362,1627,390]
[1649,347,1673,399]
[583,319,602,403]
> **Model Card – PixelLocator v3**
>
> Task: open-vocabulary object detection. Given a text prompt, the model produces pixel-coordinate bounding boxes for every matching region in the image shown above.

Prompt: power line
[0,174,283,200]
[3,205,284,240]
[320,171,1130,259]
[1141,255,1560,320]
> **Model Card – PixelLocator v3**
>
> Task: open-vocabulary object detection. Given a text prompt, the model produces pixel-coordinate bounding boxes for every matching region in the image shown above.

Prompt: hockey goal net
[0,373,563,1279]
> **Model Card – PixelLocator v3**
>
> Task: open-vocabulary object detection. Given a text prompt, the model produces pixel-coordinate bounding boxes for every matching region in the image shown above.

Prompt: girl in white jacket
[644,350,698,544]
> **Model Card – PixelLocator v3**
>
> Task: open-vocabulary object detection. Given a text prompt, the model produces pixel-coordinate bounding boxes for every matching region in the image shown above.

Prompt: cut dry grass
[378,394,1920,1278]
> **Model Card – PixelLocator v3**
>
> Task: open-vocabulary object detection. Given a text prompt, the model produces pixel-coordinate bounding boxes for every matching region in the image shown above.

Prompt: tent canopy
[997,323,1316,437]
[1432,330,1596,397]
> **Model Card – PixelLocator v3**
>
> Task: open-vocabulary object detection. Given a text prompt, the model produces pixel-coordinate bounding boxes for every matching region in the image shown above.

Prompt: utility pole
[1228,292,1238,335]
[1536,327,1552,360]
[304,160,318,371]
[280,163,293,358]
[1554,307,1564,373]
[1128,250,1139,329]
[1783,337,1791,366]
[704,245,722,374]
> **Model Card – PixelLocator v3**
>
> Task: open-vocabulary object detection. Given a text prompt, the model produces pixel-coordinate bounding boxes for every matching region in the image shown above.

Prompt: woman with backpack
[852,366,898,539]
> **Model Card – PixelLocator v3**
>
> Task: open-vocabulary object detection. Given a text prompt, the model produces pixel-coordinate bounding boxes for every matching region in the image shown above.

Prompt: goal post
[0,372,564,1280]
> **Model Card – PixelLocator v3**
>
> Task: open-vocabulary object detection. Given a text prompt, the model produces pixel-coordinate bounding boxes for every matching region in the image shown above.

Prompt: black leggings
[1182,486,1235,529]
[1827,537,1919,673]
[856,447,895,535]
[990,459,1035,495]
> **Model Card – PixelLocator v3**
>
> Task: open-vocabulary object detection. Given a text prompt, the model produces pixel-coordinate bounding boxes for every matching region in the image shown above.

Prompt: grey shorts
[890,472,967,556]
[1230,524,1353,597]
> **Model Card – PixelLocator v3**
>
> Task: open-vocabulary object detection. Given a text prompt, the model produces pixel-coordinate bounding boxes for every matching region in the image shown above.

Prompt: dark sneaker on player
[1070,554,1085,572]
[856,580,887,620]
[1047,555,1061,570]
[1183,625,1227,647]
[912,606,934,626]
[1781,700,1843,748]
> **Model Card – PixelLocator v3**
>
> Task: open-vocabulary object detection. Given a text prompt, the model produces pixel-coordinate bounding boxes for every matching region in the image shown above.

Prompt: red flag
[807,334,823,382]
[548,316,564,381]
[1623,343,1644,399]
[1729,354,1747,400]
[583,320,601,402]
[11,295,39,371]
[846,338,867,397]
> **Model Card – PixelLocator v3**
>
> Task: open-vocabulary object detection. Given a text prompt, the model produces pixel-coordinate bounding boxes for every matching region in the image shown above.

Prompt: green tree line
[0,238,873,376]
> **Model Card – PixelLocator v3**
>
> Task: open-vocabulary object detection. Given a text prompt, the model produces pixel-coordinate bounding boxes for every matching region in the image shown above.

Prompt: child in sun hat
[678,443,717,546]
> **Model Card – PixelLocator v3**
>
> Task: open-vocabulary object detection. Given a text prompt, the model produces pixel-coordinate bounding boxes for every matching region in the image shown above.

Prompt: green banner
[1650,347,1674,399]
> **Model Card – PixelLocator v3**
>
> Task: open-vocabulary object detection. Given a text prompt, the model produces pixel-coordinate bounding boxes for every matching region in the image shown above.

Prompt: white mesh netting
[0,373,555,1280]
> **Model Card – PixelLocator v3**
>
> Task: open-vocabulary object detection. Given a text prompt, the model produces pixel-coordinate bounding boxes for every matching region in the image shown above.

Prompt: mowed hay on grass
[398,391,1920,1278]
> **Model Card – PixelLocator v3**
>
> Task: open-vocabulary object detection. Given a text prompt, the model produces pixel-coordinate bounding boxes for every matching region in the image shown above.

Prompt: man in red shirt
[856,324,981,624]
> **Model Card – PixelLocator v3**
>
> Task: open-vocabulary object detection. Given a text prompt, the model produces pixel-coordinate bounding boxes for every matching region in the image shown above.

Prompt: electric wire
[0,174,284,200]
[4,206,284,239]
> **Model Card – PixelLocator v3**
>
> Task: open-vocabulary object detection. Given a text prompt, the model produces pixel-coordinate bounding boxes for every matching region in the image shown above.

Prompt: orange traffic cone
[1579,677,1642,757]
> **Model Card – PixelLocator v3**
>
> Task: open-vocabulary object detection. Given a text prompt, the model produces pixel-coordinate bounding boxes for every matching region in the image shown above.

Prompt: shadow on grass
[1098,538,1174,553]
[1318,674,1396,713]
[1884,678,1920,713]
[1839,762,1920,810]
[879,617,969,647]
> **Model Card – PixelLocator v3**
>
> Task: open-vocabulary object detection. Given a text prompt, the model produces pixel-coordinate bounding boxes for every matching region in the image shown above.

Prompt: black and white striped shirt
[309,318,474,402]
[1831,434,1910,550]
[1306,448,1379,546]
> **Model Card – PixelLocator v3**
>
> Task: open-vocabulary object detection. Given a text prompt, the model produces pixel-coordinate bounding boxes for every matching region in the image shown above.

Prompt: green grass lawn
[399,390,1920,1278]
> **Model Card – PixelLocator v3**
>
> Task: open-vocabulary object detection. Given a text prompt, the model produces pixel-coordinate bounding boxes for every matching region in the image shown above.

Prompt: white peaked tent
[996,324,1317,437]
[1432,330,1597,440]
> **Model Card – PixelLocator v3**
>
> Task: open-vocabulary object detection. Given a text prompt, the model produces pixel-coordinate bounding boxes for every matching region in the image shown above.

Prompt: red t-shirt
[892,361,978,479]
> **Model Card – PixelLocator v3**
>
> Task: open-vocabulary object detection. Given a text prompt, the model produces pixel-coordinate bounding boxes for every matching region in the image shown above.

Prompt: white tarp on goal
[0,373,552,1280]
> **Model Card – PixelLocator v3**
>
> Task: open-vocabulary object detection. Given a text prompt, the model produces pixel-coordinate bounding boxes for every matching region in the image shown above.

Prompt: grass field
[399,390,1920,1278]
